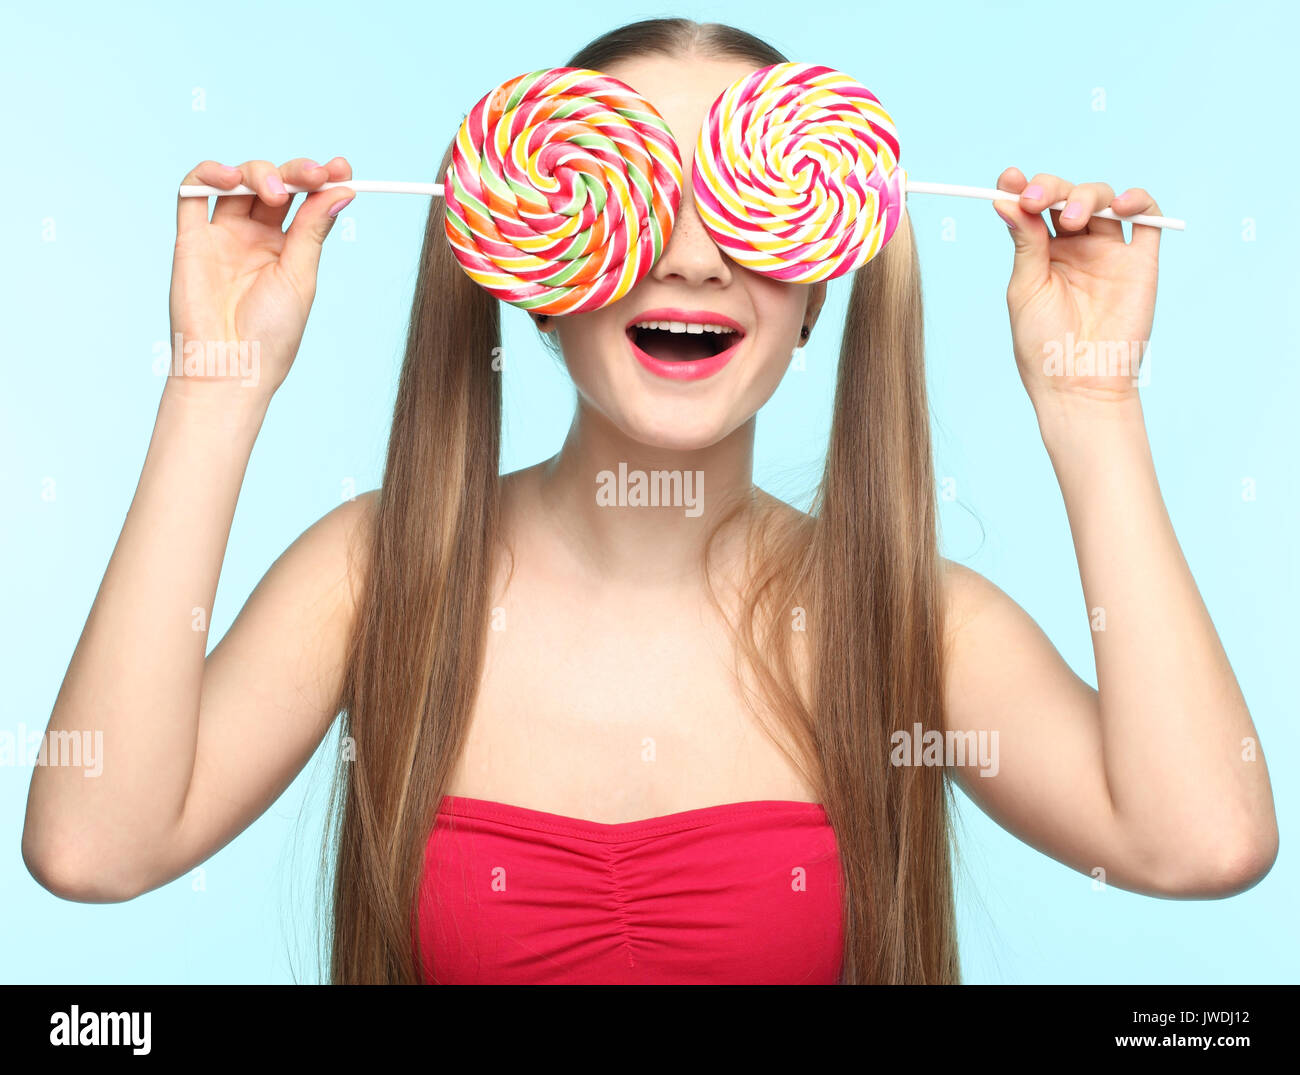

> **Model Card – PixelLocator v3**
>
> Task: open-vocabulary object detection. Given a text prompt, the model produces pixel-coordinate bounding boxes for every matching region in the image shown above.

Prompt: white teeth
[630,319,737,335]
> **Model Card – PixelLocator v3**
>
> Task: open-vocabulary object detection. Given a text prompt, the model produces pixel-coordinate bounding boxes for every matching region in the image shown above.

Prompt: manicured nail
[328,195,354,217]
[266,174,286,195]
[302,158,321,171]
[1021,184,1044,201]
[995,206,1017,229]
[1061,200,1084,222]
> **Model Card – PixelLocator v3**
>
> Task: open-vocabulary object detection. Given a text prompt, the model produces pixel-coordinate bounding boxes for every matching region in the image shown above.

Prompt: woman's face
[531,53,827,452]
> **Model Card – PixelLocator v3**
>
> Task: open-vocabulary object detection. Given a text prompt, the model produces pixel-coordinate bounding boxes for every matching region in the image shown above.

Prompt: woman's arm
[938,169,1277,897]
[940,398,1277,895]
[23,384,376,901]
[21,156,367,901]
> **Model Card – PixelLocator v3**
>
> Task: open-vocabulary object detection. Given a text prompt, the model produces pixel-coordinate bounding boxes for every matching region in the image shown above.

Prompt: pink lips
[624,307,746,382]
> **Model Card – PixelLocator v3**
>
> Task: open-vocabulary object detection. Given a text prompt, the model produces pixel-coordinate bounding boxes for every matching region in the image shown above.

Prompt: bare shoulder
[276,485,378,587]
[291,486,379,551]
[213,487,382,669]
[938,556,1013,636]
[241,488,382,656]
[327,488,381,608]
[935,556,1085,699]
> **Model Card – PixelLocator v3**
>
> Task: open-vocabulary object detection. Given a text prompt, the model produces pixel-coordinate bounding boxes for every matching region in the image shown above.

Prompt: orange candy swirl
[443,68,684,315]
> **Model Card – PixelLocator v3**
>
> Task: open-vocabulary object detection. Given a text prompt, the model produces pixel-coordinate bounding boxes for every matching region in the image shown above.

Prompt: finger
[283,156,329,189]
[315,155,353,184]
[249,160,307,229]
[244,156,325,230]
[1111,187,1163,260]
[1015,173,1073,235]
[280,173,355,292]
[992,191,1053,300]
[177,160,242,234]
[211,160,285,223]
[247,157,330,230]
[259,155,353,232]
[1055,181,1120,238]
[244,156,351,233]
[995,166,1029,196]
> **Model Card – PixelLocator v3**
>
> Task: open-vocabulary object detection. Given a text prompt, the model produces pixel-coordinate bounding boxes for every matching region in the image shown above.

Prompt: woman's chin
[609,409,737,454]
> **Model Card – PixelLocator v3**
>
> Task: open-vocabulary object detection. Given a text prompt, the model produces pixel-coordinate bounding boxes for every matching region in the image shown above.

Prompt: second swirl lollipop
[443,68,684,316]
[693,62,905,282]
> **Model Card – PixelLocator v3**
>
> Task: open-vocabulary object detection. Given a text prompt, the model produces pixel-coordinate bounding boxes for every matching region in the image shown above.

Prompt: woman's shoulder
[938,557,1017,612]
[288,489,382,615]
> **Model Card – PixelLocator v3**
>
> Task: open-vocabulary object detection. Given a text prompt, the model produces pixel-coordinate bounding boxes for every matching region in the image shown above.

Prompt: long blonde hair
[325,17,959,984]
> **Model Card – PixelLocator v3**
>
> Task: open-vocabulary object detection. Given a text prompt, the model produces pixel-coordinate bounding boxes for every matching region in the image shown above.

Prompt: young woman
[22,18,1278,984]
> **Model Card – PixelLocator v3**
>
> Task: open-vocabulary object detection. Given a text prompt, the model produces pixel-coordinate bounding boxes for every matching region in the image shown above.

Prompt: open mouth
[624,324,744,363]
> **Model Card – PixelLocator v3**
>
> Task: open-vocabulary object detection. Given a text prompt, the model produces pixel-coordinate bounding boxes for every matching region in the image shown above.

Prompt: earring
[800,325,810,341]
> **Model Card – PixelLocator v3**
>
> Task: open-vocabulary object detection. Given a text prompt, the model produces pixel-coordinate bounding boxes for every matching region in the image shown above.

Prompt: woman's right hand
[168,157,354,400]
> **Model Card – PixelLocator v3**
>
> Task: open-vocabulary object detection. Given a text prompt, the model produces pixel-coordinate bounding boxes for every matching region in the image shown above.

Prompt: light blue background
[2,0,1295,984]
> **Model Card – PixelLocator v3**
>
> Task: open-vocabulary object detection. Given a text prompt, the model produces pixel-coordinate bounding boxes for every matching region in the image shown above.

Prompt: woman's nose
[647,154,733,288]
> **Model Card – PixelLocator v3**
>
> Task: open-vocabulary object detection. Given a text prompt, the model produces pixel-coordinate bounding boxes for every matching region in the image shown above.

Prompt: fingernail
[994,206,1017,230]
[266,174,286,195]
[302,159,320,171]
[328,195,354,217]
[1061,200,1084,222]
[1021,184,1044,200]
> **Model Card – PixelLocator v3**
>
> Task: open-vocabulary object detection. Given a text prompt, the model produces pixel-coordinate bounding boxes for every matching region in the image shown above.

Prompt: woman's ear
[804,280,828,337]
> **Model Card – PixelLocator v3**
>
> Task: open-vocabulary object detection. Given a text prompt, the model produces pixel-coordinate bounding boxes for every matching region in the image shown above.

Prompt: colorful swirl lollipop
[442,67,684,316]
[693,62,906,282]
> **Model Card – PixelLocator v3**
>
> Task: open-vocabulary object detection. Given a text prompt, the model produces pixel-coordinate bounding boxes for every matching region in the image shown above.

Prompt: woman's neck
[523,405,760,587]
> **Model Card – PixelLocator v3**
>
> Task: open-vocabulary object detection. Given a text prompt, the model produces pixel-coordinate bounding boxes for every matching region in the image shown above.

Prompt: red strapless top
[415,796,843,984]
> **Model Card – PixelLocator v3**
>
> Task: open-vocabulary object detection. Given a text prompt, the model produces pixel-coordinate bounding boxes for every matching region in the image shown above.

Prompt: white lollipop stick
[178,176,1185,230]
[178,180,446,197]
[903,176,1184,230]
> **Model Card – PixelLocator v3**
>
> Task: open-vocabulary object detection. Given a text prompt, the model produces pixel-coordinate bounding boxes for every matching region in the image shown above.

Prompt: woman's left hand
[992,168,1162,412]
